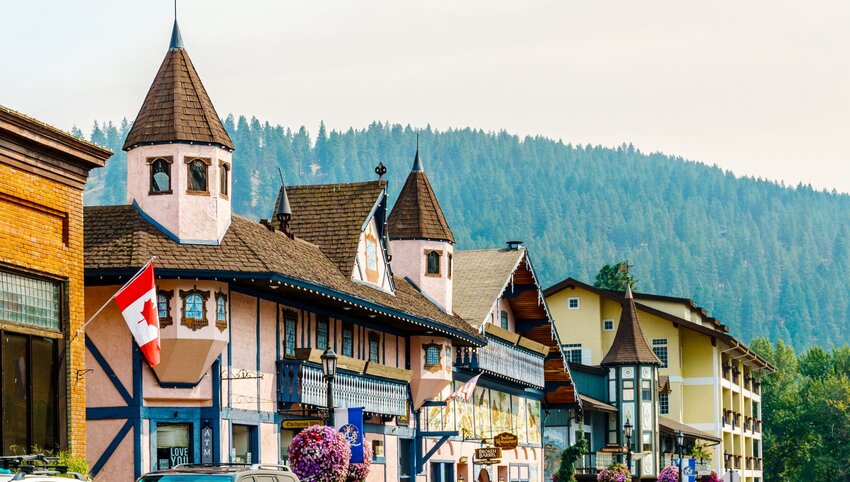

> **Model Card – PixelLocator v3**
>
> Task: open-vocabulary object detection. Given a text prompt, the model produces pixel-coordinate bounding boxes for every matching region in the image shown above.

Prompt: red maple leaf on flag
[140,299,158,327]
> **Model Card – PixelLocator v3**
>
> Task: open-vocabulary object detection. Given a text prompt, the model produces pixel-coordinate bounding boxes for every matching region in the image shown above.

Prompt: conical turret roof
[123,21,233,151]
[387,145,455,243]
[601,285,663,366]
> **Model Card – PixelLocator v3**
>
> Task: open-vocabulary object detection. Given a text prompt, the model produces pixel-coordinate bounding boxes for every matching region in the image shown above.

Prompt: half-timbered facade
[83,21,485,482]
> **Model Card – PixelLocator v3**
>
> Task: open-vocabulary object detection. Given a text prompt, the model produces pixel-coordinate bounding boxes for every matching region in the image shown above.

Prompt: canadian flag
[444,373,481,402]
[114,263,160,367]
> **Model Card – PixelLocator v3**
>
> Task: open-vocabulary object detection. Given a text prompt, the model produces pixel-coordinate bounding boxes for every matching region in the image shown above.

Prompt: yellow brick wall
[0,161,87,458]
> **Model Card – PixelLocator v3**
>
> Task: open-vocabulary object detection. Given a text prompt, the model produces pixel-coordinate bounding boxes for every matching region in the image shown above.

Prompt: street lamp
[676,430,685,469]
[321,347,338,426]
[624,417,633,473]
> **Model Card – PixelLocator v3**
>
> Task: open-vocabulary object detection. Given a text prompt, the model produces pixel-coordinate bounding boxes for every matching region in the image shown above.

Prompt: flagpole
[74,256,157,338]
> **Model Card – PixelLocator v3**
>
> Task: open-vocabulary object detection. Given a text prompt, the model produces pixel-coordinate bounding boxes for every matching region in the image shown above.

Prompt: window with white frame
[659,392,669,414]
[602,319,615,331]
[567,297,580,310]
[562,343,583,364]
[652,338,668,368]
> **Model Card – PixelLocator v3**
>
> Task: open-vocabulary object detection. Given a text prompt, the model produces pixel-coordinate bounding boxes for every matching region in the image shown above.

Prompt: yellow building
[544,278,772,482]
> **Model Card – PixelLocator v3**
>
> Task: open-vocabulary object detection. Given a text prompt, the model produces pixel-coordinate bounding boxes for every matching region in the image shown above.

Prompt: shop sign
[201,426,213,464]
[475,447,502,463]
[600,444,628,454]
[281,419,325,429]
[493,432,518,450]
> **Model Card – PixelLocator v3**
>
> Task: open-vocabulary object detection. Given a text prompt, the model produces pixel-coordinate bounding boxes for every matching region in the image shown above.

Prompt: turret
[123,20,234,245]
[601,285,663,478]
[387,142,455,312]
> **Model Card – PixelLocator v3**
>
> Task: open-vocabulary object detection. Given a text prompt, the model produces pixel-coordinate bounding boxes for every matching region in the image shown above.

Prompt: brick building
[0,105,111,457]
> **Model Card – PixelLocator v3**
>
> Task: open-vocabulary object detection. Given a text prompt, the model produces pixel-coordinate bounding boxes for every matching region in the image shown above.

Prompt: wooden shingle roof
[387,152,455,243]
[84,204,482,343]
[453,248,526,327]
[273,181,387,275]
[600,285,663,366]
[122,31,233,151]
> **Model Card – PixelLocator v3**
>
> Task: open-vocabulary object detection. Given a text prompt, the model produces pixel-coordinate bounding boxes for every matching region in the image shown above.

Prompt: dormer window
[186,158,211,194]
[149,157,173,194]
[426,250,441,276]
[180,288,210,331]
[219,161,230,198]
[424,343,441,368]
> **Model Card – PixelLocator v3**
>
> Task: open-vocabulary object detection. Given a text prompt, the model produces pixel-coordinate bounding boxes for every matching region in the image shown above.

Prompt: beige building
[544,278,772,482]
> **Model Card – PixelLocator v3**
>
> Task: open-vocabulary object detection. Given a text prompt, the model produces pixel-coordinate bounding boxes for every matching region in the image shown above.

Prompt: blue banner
[335,407,365,463]
[677,458,696,482]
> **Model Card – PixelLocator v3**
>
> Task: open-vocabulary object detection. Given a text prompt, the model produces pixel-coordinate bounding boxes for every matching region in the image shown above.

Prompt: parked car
[137,464,298,482]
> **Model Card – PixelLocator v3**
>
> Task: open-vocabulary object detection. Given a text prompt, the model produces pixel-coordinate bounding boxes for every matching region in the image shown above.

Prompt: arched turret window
[149,157,172,193]
[186,158,210,193]
[426,250,441,276]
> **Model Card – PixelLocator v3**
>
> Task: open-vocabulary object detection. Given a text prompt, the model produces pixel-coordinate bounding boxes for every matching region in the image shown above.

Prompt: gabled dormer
[123,20,234,245]
[271,180,395,293]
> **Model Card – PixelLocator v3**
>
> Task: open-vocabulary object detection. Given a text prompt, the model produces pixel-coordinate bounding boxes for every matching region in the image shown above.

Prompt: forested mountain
[79,117,850,350]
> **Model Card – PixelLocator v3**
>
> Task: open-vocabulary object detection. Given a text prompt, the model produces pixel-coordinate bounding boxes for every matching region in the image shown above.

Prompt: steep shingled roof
[600,285,663,366]
[453,248,525,327]
[273,181,387,275]
[83,205,482,344]
[122,22,233,151]
[387,149,455,243]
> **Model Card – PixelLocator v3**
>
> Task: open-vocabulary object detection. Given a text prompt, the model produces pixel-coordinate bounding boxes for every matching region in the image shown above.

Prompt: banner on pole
[335,407,364,463]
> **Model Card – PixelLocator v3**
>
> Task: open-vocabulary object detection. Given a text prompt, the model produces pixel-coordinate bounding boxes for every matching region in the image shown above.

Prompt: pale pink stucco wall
[127,143,232,244]
[389,239,453,313]
[410,336,453,409]
[88,419,134,482]
[228,292,259,411]
[261,423,278,464]
[85,286,135,407]
[259,300,277,413]
[384,434,399,482]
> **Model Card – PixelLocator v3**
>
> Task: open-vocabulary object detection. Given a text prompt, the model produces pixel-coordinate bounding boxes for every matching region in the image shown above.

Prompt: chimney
[506,240,523,250]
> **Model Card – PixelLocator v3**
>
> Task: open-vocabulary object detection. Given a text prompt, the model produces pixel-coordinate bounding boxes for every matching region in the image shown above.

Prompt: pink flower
[287,425,351,482]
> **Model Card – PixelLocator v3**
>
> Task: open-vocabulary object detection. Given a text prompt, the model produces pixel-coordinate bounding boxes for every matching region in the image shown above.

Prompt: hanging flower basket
[596,463,630,482]
[658,465,679,482]
[345,441,372,482]
[287,425,351,482]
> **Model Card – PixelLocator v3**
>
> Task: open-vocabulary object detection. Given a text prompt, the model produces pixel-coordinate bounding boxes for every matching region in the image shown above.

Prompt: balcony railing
[755,457,762,470]
[575,452,617,474]
[456,338,545,388]
[277,360,408,416]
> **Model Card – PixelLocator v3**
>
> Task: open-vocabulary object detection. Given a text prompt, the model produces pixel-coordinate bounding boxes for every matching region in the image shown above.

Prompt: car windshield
[140,476,232,481]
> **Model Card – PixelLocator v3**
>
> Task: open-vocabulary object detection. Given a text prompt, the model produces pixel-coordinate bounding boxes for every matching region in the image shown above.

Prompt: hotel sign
[475,447,502,463]
[494,432,518,450]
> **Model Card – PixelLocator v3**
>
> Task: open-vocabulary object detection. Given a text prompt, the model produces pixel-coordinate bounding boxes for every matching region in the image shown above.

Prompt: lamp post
[676,430,685,470]
[624,417,633,474]
[321,347,338,426]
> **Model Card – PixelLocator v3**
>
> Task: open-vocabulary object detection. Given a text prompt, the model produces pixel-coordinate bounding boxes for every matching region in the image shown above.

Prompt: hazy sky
[2,1,849,192]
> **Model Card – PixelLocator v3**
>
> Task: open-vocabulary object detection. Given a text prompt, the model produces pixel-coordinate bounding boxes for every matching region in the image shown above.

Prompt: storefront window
[232,424,256,464]
[156,423,192,470]
[473,387,491,439]
[2,333,58,454]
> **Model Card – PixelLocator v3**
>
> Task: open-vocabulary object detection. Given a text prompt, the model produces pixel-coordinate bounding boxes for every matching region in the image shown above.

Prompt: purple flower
[287,425,351,482]
[658,465,679,482]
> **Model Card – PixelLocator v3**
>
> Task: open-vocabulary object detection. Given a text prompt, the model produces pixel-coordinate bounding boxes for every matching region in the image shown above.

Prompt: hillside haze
[81,117,850,350]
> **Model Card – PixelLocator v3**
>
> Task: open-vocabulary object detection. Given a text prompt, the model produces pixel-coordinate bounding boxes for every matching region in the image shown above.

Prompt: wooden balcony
[456,333,546,389]
[277,359,409,416]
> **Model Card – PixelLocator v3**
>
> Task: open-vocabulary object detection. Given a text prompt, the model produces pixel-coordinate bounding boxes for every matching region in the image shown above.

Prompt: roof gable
[453,248,526,327]
[123,38,233,151]
[276,181,387,276]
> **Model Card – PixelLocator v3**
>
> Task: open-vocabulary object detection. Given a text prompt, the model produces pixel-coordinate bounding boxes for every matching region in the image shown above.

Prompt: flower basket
[596,463,630,482]
[287,425,351,482]
[346,441,373,482]
[658,465,679,482]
